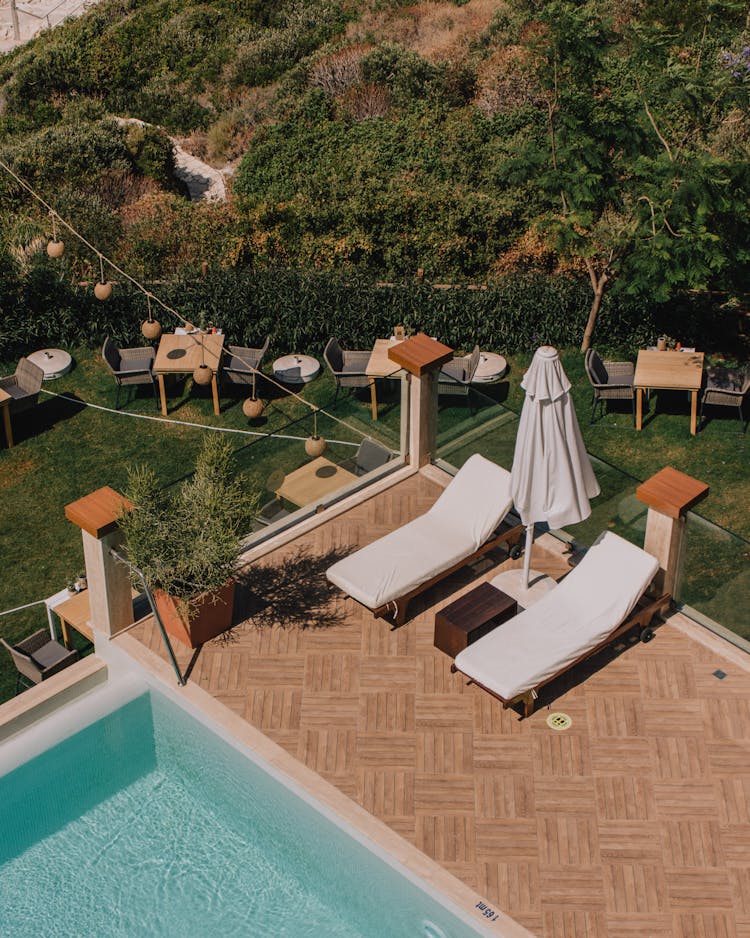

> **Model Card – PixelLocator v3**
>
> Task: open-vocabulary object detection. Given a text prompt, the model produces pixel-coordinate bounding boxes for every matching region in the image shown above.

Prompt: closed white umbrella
[511,346,600,590]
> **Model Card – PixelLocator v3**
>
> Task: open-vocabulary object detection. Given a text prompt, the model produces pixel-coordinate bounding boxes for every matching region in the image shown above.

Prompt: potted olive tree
[119,436,258,648]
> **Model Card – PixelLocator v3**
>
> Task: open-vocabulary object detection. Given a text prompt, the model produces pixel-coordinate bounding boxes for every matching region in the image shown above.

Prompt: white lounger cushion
[326,454,514,611]
[454,531,659,702]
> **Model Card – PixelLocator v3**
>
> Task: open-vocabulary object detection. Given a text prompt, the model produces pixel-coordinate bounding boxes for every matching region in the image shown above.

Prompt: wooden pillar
[388,333,453,467]
[65,487,135,638]
[636,467,709,598]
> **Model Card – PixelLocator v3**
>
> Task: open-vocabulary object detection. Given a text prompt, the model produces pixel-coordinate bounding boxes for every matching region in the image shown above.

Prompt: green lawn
[436,348,749,642]
[0,347,401,702]
[1,343,747,703]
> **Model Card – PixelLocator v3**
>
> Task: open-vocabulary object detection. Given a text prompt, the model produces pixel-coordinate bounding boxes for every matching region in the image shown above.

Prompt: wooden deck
[128,471,750,938]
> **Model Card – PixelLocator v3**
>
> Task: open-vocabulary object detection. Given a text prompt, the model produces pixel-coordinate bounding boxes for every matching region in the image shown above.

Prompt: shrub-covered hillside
[0,0,748,327]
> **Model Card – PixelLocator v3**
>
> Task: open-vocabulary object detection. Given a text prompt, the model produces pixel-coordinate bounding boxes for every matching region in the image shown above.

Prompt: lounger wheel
[509,543,523,560]
[640,626,654,643]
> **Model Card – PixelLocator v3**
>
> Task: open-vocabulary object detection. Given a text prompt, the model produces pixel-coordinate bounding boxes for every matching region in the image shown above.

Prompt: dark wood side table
[434,582,517,659]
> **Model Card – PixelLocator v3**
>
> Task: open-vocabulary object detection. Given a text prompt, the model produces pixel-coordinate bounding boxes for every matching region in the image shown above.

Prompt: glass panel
[435,380,518,471]
[235,369,404,542]
[435,381,750,646]
[681,515,750,643]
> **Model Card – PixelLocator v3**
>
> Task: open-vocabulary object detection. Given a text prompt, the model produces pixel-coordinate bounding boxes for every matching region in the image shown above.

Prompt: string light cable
[0,156,387,444]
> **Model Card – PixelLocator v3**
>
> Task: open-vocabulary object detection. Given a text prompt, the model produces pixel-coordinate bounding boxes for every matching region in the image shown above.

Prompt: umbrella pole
[522,523,534,590]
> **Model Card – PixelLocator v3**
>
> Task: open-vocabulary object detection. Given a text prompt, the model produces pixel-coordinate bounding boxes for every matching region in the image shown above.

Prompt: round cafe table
[472,351,508,384]
[273,354,320,385]
[27,348,74,380]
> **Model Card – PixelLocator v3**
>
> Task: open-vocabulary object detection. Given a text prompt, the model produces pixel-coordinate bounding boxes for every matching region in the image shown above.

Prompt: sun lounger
[452,531,671,716]
[326,454,524,627]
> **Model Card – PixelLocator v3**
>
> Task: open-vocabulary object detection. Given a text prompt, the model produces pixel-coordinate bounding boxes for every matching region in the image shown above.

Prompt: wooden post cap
[636,467,709,519]
[65,486,134,538]
[388,333,454,376]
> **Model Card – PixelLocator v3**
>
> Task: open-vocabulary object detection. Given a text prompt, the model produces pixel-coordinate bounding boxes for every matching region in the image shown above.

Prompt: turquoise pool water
[0,689,485,937]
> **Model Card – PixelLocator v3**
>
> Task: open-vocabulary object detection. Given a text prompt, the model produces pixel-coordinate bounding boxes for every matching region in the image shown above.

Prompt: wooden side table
[53,586,140,647]
[53,589,93,648]
[434,582,517,659]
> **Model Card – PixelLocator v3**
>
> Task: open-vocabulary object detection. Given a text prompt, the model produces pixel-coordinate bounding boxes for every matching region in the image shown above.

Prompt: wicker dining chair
[340,438,394,476]
[221,337,270,388]
[0,357,44,415]
[102,336,157,409]
[699,364,750,433]
[251,496,292,531]
[437,346,481,398]
[323,338,370,397]
[1,630,79,695]
[585,349,636,424]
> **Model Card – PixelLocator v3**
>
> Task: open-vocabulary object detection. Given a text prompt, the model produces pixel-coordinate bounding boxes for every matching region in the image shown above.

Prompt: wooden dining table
[365,338,406,421]
[276,456,358,508]
[633,349,705,435]
[153,333,225,416]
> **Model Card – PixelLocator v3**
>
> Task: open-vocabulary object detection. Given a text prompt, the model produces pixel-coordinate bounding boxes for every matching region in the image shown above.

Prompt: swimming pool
[0,684,489,937]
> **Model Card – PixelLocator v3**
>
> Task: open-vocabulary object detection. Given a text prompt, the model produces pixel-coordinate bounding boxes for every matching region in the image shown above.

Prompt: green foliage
[0,266,735,366]
[0,248,21,316]
[119,435,259,606]
[122,123,179,191]
[232,0,350,87]
[234,100,538,279]
[361,44,474,107]
[0,0,747,326]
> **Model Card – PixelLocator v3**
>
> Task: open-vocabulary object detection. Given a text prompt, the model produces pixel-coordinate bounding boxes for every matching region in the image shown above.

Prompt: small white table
[27,348,74,380]
[273,355,320,384]
[472,352,508,384]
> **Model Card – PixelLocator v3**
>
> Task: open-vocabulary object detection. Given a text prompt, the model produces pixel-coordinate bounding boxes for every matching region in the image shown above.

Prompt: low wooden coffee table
[275,456,357,508]
[434,581,517,659]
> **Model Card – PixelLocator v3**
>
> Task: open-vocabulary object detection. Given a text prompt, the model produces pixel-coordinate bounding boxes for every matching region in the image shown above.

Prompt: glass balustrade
[433,378,750,649]
[234,370,404,544]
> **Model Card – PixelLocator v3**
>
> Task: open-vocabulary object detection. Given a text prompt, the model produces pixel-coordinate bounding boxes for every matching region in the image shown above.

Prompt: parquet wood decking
[129,472,750,938]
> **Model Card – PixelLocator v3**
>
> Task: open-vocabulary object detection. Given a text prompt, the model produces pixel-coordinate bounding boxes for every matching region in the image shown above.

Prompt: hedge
[0,261,734,364]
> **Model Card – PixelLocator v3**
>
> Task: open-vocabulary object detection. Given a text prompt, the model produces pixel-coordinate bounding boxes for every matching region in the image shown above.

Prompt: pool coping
[105,631,535,938]
[0,655,107,742]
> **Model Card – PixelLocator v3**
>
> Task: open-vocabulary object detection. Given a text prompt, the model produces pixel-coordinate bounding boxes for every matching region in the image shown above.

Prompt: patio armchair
[102,336,156,410]
[585,349,635,424]
[453,531,670,717]
[323,338,370,397]
[252,496,292,531]
[437,346,481,398]
[0,357,44,415]
[699,364,750,433]
[1,629,79,695]
[326,454,524,627]
[221,337,270,388]
[340,438,394,477]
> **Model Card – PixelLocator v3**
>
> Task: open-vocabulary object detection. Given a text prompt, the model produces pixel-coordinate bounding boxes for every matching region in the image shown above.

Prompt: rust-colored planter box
[154,580,236,649]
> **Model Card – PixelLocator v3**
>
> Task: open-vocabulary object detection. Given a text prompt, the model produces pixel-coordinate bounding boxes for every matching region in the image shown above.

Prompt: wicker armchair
[585,349,635,424]
[340,438,394,477]
[323,338,370,396]
[221,337,270,388]
[438,346,480,397]
[0,357,44,415]
[1,629,79,695]
[102,337,157,409]
[699,364,750,433]
[251,496,292,532]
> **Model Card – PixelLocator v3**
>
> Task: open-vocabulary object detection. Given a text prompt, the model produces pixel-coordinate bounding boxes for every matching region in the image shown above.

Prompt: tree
[515,0,750,351]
